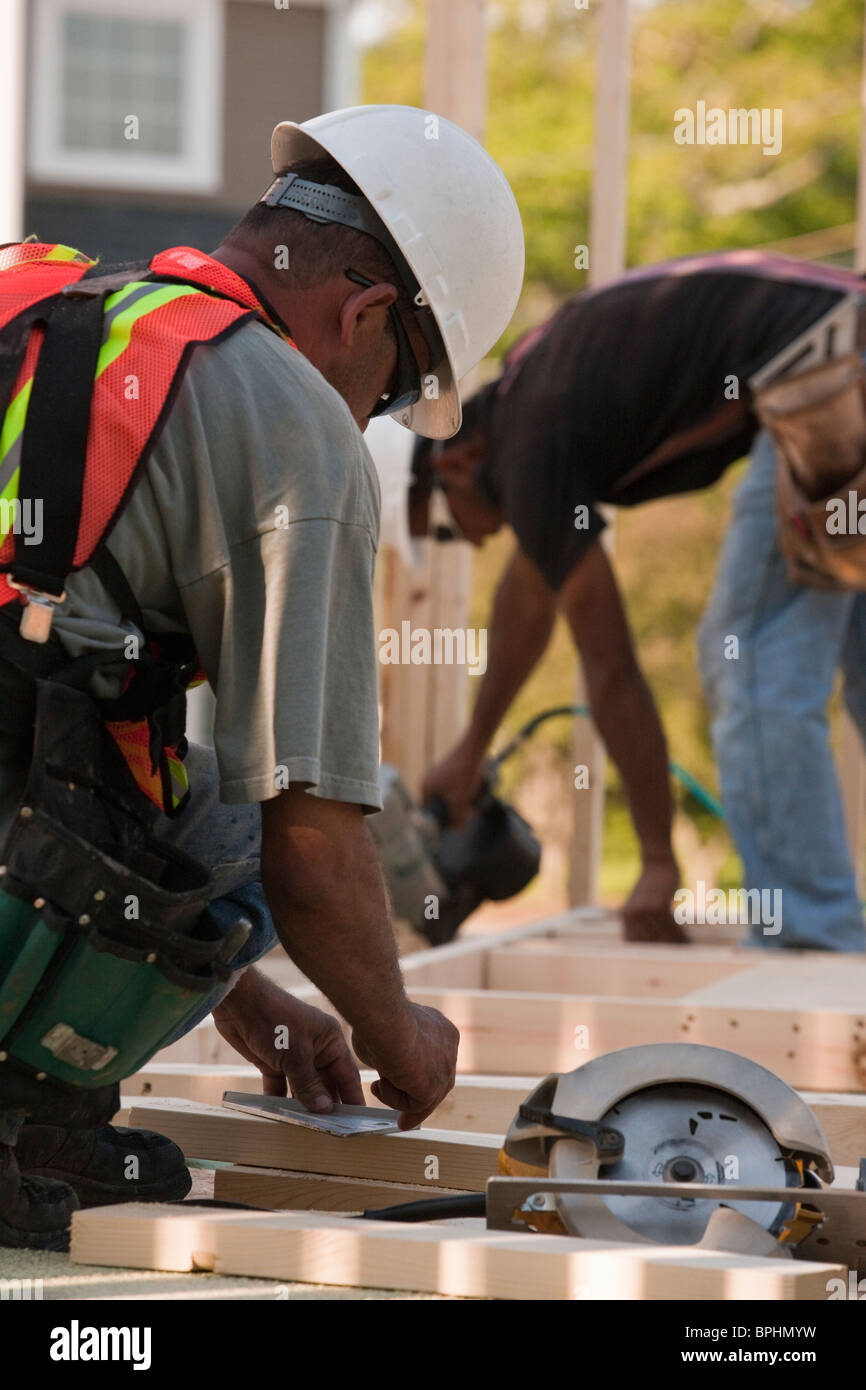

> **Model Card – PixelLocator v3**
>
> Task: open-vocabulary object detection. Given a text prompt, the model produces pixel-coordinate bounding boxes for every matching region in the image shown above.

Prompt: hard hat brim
[271,119,463,439]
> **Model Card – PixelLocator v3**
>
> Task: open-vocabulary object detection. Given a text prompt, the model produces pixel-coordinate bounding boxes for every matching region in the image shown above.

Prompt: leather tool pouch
[751,293,866,590]
[0,678,249,1088]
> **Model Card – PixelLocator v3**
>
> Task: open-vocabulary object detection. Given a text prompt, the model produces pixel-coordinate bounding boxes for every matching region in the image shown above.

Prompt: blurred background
[3,0,864,923]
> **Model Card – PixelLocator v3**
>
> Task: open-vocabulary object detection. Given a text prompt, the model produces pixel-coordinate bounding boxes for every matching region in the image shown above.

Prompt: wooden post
[568,0,632,904]
[841,0,866,895]
[379,0,487,795]
[0,0,26,243]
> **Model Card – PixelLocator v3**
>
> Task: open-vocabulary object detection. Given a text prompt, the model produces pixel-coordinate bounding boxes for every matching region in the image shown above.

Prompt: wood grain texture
[123,1063,261,1104]
[405,985,866,1089]
[117,1098,500,1189]
[487,945,751,997]
[69,1203,843,1300]
[802,1092,866,1167]
[213,1164,468,1212]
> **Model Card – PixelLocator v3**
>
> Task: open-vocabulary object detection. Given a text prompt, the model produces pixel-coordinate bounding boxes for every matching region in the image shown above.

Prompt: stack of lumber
[70,909,866,1299]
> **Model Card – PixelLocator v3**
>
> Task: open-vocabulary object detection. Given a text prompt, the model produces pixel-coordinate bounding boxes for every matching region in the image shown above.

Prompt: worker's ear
[338,281,398,349]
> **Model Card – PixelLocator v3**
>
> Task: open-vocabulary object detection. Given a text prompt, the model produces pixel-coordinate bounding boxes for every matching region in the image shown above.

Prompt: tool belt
[0,659,249,1090]
[750,291,866,590]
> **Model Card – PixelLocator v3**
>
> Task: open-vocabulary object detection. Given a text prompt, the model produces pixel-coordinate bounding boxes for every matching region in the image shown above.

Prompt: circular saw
[499,1043,840,1258]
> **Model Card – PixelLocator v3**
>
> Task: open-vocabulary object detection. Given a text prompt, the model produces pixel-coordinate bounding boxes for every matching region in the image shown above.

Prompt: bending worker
[413,250,866,953]
[0,104,524,1247]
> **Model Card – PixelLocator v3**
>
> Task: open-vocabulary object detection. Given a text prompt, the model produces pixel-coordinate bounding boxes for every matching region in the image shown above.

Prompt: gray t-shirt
[40,319,383,811]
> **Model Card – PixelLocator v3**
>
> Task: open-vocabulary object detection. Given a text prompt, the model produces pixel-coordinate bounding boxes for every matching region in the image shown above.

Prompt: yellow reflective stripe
[0,280,208,542]
[44,244,93,263]
[0,281,145,479]
[95,282,199,379]
[166,755,189,808]
[0,377,31,479]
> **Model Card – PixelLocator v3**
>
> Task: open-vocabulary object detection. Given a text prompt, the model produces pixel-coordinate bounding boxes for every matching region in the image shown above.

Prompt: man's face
[409,434,504,546]
[295,273,432,433]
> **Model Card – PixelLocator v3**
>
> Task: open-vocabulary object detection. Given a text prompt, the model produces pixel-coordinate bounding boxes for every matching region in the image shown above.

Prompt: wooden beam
[119,1070,537,1133]
[589,0,632,284]
[487,944,752,997]
[405,985,866,1089]
[117,1099,500,1190]
[69,1202,842,1299]
[122,1063,261,1104]
[118,1071,866,1163]
[569,0,632,905]
[213,1165,468,1212]
[802,1093,866,1168]
[378,0,487,790]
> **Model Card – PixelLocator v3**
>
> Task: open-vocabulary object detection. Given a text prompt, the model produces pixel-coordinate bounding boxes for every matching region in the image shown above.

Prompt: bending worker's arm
[423,540,681,941]
[259,786,457,1128]
[557,542,681,941]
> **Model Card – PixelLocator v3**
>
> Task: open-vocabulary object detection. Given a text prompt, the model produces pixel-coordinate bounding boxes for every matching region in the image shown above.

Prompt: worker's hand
[212,966,364,1111]
[421,740,488,828]
[351,1002,459,1131]
[622,857,688,944]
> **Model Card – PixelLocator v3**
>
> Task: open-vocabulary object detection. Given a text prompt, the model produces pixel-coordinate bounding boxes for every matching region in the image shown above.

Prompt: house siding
[24,0,329,261]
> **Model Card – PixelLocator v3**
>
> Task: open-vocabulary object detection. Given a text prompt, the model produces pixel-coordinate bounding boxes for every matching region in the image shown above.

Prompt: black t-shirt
[486,251,864,589]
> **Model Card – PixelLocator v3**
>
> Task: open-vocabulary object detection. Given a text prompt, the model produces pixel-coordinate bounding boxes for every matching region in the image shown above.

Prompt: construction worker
[413,250,866,953]
[0,105,524,1248]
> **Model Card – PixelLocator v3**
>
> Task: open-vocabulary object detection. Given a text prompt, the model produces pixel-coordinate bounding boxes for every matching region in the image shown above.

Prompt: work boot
[16,1122,192,1208]
[0,1110,79,1250]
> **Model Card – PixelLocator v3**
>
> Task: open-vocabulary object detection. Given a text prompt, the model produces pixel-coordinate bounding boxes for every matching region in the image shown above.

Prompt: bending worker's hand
[352,1002,459,1131]
[421,740,487,828]
[212,966,364,1111]
[622,857,687,944]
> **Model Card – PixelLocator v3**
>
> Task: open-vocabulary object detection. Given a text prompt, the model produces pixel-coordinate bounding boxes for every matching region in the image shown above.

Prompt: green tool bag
[0,675,247,1089]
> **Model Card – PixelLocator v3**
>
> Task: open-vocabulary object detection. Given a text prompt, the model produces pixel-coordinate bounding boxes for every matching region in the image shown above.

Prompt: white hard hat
[268,104,525,439]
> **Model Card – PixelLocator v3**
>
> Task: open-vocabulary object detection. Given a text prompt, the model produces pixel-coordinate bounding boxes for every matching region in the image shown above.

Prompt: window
[29,0,223,192]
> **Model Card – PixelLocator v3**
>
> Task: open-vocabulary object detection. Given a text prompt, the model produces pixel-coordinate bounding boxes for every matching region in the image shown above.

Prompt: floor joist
[212,1165,469,1212]
[402,985,866,1089]
[69,1202,844,1300]
[116,1098,500,1190]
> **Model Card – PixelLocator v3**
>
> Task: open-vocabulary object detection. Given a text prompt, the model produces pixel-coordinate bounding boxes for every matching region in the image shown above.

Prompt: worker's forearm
[463,549,557,754]
[585,664,675,862]
[260,799,411,1049]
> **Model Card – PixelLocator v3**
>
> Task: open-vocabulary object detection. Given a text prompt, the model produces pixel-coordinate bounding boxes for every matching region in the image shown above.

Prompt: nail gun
[369,760,540,947]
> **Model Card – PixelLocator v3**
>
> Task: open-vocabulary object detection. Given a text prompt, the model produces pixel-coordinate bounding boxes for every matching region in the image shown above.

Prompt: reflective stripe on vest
[0,242,299,814]
[0,243,297,604]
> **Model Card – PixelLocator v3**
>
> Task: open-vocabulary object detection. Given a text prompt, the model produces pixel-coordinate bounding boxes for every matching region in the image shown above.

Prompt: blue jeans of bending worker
[698,429,866,952]
[157,742,279,1044]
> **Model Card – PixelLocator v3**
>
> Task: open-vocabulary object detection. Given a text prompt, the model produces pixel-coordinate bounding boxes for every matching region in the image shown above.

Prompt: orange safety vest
[0,242,298,813]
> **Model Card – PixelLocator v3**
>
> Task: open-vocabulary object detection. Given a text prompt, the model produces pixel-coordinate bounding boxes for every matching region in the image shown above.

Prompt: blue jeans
[157,743,278,1043]
[698,430,866,951]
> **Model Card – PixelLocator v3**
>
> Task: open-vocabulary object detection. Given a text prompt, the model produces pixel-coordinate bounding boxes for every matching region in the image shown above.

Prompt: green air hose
[489,705,725,821]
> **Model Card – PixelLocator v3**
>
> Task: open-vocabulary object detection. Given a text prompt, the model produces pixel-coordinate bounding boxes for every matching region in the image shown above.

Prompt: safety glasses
[425,441,466,542]
[345,268,433,418]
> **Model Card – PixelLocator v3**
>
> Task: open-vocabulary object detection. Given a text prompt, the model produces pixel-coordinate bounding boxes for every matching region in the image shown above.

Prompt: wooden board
[213,1164,468,1212]
[123,1063,261,1104]
[803,1092,866,1167]
[116,1098,499,1190]
[119,1074,866,1164]
[69,1202,843,1300]
[487,944,752,997]
[683,958,866,1011]
[404,985,866,1090]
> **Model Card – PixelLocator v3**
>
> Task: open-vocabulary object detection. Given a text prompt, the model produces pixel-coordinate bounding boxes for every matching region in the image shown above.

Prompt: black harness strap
[0,300,60,432]
[11,291,108,597]
[89,544,147,633]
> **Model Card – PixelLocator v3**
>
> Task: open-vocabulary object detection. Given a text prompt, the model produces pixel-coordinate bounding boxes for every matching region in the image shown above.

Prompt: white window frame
[29,0,224,193]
